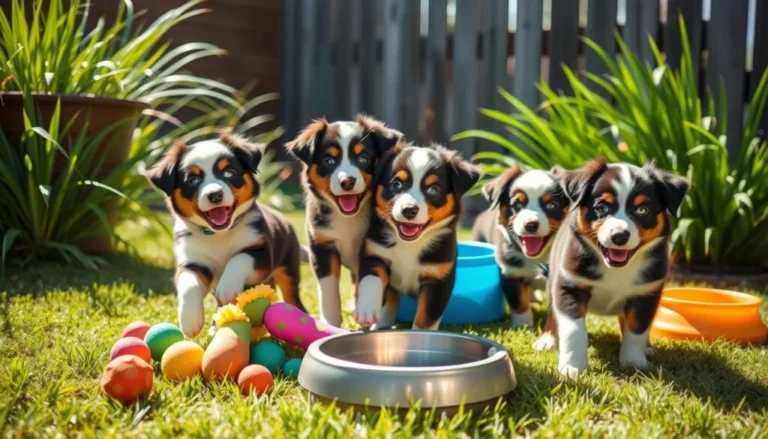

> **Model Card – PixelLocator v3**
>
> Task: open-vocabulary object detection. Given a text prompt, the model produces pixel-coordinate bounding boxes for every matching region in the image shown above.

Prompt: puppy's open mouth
[599,245,635,267]
[519,235,552,258]
[396,221,429,241]
[201,205,233,229]
[335,194,364,215]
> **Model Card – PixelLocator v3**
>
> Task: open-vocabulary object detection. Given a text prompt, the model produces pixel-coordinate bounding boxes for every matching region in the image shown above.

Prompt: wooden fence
[280,0,768,189]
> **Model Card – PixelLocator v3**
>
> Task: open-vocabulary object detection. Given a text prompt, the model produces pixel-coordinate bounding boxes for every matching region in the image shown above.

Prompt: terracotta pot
[0,93,150,254]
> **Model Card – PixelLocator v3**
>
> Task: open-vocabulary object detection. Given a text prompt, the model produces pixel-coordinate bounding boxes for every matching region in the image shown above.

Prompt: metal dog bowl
[298,330,517,413]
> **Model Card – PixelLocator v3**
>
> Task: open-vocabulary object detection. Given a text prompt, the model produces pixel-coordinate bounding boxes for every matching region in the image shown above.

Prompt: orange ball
[238,364,274,395]
[101,355,153,404]
[110,337,152,364]
[121,321,151,340]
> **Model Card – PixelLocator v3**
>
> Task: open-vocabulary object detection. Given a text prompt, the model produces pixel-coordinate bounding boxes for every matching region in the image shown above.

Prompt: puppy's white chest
[318,209,370,271]
[388,243,423,295]
[584,263,662,316]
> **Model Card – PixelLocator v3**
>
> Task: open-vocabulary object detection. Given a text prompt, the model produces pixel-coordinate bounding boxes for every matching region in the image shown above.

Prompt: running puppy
[473,166,568,327]
[146,132,305,337]
[541,159,688,378]
[354,144,481,330]
[285,115,403,326]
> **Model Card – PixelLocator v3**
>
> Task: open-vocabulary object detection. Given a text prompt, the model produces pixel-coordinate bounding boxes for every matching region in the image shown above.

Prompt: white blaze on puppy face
[598,164,641,250]
[510,170,556,237]
[329,122,367,196]
[181,141,235,212]
[392,148,432,225]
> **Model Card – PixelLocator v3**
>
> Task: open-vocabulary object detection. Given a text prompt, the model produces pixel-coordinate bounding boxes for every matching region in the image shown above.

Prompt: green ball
[144,322,184,361]
[283,358,302,379]
[249,341,286,374]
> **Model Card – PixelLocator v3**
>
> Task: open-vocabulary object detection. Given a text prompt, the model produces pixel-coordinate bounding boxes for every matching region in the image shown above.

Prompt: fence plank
[623,0,659,63]
[314,4,332,120]
[331,0,353,121]
[402,0,421,140]
[513,0,543,108]
[585,0,617,99]
[752,0,768,135]
[381,0,406,130]
[280,0,300,141]
[480,0,510,141]
[359,0,379,116]
[299,0,319,124]
[664,0,702,73]
[426,0,448,143]
[549,0,580,94]
[707,0,748,158]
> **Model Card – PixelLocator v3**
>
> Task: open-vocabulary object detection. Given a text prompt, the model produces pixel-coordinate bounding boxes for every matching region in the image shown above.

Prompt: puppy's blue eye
[545,202,557,210]
[358,155,370,164]
[426,185,440,196]
[189,176,201,185]
[223,169,235,179]
[596,203,610,215]
[324,157,336,166]
[392,180,403,192]
[636,205,649,216]
[511,200,523,212]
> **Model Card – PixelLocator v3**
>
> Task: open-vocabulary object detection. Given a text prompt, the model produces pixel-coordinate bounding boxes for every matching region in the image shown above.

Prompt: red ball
[238,365,274,395]
[122,321,151,340]
[101,355,153,404]
[110,337,152,364]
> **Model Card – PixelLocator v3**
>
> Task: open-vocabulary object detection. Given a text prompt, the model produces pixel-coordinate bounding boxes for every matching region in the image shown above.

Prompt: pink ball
[110,337,152,364]
[122,321,151,340]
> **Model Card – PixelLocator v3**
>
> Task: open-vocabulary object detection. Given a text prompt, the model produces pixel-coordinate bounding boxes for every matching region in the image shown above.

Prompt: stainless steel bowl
[298,330,517,413]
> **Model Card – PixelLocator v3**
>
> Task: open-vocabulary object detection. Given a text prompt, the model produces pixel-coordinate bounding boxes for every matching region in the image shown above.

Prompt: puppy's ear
[356,114,404,155]
[373,148,399,186]
[649,167,689,216]
[220,130,263,173]
[285,119,327,165]
[145,142,188,196]
[560,158,607,206]
[482,166,522,208]
[435,146,481,197]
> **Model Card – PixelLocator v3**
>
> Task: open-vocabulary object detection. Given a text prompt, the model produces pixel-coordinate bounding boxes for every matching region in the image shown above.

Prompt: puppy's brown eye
[426,185,440,196]
[636,205,649,216]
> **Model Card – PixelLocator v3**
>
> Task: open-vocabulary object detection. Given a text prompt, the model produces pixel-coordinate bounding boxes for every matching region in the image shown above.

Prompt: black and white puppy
[354,143,481,330]
[540,159,688,378]
[285,115,403,326]
[147,132,305,337]
[472,166,568,327]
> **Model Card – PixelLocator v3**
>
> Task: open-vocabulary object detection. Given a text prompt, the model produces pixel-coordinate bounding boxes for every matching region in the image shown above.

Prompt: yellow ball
[161,340,204,381]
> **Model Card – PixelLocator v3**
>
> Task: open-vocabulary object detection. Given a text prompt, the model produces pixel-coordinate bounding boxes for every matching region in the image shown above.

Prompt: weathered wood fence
[280,0,766,215]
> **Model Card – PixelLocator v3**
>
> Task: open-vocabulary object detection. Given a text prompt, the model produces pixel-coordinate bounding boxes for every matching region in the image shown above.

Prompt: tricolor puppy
[285,115,403,326]
[354,144,481,330]
[539,159,688,378]
[146,132,305,337]
[472,165,568,327]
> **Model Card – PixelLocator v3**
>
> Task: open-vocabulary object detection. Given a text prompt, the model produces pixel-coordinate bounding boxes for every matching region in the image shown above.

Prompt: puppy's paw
[558,362,587,380]
[353,298,381,328]
[620,353,650,370]
[510,309,534,328]
[532,332,557,351]
[178,300,205,337]
[645,345,656,357]
[215,276,244,305]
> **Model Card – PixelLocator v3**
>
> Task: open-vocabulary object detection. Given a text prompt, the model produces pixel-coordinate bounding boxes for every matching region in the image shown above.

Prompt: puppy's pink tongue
[206,206,230,226]
[399,223,421,238]
[521,236,544,256]
[607,248,629,263]
[338,195,358,213]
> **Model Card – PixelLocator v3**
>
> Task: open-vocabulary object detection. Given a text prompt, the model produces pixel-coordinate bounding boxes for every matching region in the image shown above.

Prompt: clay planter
[0,93,150,254]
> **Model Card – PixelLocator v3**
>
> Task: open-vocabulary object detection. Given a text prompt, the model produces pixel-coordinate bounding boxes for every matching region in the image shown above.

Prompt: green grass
[1,212,767,437]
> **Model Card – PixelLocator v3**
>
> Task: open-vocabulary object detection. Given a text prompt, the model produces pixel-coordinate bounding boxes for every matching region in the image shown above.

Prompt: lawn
[1,211,767,438]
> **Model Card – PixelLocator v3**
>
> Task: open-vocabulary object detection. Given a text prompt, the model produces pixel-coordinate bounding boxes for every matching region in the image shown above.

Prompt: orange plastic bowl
[651,287,767,345]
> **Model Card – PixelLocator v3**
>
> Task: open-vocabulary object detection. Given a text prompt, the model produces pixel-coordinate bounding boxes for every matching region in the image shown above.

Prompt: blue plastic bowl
[397,241,505,324]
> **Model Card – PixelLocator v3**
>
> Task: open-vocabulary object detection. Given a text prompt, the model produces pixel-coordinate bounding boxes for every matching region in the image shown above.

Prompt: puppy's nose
[401,205,419,220]
[524,220,539,233]
[340,176,356,191]
[611,230,630,246]
[207,190,224,204]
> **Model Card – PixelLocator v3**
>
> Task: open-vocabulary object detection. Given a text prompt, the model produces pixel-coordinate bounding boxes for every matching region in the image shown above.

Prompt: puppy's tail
[300,245,310,263]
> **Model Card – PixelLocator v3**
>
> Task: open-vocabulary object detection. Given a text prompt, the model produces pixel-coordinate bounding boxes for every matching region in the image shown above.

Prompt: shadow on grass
[589,332,768,411]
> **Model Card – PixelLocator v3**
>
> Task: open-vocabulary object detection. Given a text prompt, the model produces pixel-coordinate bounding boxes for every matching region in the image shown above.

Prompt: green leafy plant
[455,17,768,269]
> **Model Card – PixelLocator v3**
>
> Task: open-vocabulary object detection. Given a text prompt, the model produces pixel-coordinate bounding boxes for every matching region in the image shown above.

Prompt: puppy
[285,115,403,327]
[539,159,688,378]
[354,143,481,330]
[146,132,305,337]
[473,166,568,327]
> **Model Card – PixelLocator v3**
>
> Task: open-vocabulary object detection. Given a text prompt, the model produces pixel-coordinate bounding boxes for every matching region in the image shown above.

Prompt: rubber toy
[237,364,274,395]
[264,302,349,350]
[283,358,302,379]
[101,355,153,404]
[110,336,152,364]
[161,340,204,381]
[121,321,151,340]
[249,340,286,374]
[236,285,278,341]
[144,322,184,361]
[202,305,250,381]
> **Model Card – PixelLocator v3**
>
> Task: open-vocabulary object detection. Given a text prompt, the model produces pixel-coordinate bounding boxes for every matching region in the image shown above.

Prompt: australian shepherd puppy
[539,159,688,378]
[353,144,481,330]
[285,115,403,326]
[472,166,568,327]
[146,132,305,337]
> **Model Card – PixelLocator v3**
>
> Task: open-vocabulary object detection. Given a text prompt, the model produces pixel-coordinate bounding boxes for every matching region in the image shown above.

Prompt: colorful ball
[249,340,286,374]
[121,321,151,340]
[144,323,184,361]
[110,337,152,364]
[101,355,153,404]
[238,364,274,395]
[161,340,204,381]
[202,333,250,382]
[283,358,302,379]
